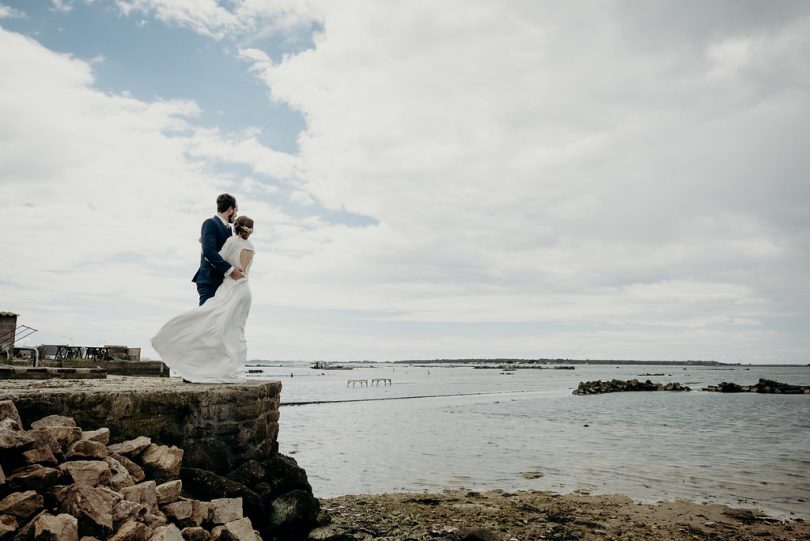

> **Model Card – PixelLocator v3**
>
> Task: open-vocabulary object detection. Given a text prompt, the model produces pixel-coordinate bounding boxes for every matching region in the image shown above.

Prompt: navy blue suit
[192,216,233,305]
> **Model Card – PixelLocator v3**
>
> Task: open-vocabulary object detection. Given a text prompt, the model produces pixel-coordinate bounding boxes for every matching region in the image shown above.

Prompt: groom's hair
[216,193,237,213]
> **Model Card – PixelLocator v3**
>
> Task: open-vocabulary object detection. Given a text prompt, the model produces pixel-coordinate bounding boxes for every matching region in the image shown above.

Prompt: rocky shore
[573,379,690,395]
[315,489,809,541]
[703,378,810,394]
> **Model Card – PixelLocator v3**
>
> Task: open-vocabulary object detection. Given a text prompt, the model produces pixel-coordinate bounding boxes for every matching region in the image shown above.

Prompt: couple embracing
[152,194,256,383]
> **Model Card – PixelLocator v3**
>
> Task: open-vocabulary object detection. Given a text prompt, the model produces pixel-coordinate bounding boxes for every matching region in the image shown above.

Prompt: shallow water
[248,363,810,519]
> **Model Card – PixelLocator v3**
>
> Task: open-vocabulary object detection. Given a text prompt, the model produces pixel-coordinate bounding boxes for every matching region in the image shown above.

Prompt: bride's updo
[234,216,254,239]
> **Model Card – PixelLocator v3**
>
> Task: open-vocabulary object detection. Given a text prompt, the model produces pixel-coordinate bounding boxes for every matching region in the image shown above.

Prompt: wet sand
[316,489,809,541]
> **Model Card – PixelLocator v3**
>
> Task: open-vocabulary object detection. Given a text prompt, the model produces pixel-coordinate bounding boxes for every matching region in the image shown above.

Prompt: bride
[152,216,255,383]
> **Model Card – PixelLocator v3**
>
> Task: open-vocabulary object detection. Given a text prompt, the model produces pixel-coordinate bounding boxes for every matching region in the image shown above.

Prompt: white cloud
[50,0,73,13]
[0,4,25,18]
[4,2,810,363]
[0,27,302,358]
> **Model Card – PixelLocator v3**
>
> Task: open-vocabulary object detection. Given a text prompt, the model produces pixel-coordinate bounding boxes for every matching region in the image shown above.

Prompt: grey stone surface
[0,377,280,473]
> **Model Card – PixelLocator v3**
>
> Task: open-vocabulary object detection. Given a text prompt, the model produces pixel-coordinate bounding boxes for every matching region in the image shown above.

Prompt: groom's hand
[231,267,245,280]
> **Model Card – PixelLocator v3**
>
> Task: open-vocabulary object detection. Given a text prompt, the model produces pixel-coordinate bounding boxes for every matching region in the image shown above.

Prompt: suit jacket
[192,216,233,286]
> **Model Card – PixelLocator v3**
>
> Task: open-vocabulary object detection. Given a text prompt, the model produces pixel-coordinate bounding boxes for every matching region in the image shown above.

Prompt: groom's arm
[201,219,234,277]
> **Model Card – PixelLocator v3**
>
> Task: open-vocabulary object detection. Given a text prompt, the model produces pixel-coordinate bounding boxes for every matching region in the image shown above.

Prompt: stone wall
[0,377,318,540]
[0,377,279,474]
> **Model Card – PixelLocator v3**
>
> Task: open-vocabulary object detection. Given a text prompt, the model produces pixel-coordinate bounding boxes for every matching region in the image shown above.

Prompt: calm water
[248,364,810,519]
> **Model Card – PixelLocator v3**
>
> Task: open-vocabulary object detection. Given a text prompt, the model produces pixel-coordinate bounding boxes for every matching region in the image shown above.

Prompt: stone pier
[0,376,319,540]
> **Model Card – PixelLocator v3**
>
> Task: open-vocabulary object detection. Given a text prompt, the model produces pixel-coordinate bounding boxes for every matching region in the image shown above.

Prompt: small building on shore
[0,311,19,358]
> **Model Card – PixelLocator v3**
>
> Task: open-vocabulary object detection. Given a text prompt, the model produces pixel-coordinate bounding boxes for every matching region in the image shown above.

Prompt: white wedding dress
[152,236,254,383]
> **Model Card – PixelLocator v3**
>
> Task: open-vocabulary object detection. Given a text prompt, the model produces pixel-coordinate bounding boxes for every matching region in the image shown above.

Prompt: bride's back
[220,236,254,276]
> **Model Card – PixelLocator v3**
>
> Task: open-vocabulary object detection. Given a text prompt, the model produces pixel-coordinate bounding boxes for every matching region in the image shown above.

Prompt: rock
[181,526,210,541]
[150,524,184,541]
[0,418,34,450]
[156,480,182,505]
[113,500,148,529]
[12,509,43,541]
[141,445,184,481]
[0,515,18,538]
[111,453,146,483]
[33,427,83,450]
[259,454,312,498]
[121,481,159,513]
[108,437,151,458]
[307,524,355,541]
[80,537,102,541]
[109,520,152,541]
[208,498,243,525]
[81,429,111,446]
[32,512,79,541]
[56,485,118,537]
[268,489,320,534]
[458,527,499,541]
[8,464,61,491]
[0,401,23,428]
[0,491,44,522]
[0,465,5,486]
[105,456,136,491]
[60,460,112,486]
[225,461,266,487]
[31,416,77,429]
[573,379,691,395]
[210,517,261,541]
[143,512,169,529]
[162,501,198,528]
[21,442,59,466]
[180,469,262,521]
[66,440,109,460]
[28,430,65,462]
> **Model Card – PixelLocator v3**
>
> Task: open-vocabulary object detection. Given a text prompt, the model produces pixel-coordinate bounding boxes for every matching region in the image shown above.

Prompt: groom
[192,193,244,305]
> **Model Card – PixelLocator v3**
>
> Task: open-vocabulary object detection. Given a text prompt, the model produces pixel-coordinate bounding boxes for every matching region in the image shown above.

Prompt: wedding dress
[151,236,254,383]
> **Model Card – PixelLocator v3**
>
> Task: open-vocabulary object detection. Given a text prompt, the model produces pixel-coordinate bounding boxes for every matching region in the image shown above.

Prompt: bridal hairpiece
[240,226,253,234]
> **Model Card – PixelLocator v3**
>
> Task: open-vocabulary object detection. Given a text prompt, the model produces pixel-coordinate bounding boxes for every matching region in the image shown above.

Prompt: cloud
[114,0,320,41]
[50,0,73,13]
[0,27,302,356]
[0,4,25,18]
[4,2,810,363]
[234,1,810,361]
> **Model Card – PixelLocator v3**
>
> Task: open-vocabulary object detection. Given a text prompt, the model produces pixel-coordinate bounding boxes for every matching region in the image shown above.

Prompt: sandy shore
[315,489,809,541]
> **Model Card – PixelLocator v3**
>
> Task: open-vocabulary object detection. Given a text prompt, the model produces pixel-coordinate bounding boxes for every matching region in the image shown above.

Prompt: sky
[1,1,809,364]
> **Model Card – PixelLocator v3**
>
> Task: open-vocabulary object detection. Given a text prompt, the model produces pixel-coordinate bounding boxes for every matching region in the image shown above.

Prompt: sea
[245,363,810,520]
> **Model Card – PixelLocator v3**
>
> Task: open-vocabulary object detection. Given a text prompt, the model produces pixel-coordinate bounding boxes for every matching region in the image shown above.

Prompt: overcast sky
[1,1,809,363]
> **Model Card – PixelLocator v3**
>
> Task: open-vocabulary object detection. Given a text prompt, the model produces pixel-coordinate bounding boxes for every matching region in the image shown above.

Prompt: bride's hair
[234,216,254,239]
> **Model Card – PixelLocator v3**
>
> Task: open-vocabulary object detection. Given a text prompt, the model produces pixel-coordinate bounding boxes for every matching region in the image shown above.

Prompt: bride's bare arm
[239,248,254,274]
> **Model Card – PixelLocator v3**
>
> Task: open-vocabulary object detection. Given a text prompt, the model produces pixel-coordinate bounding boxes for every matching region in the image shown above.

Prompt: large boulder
[107,437,151,458]
[32,512,79,541]
[0,515,17,538]
[0,490,44,522]
[7,464,61,491]
[268,490,320,538]
[105,456,136,491]
[66,440,109,460]
[59,461,112,486]
[110,453,145,483]
[180,470,262,525]
[30,416,77,429]
[55,485,120,537]
[156,480,182,505]
[0,418,34,451]
[180,526,210,541]
[112,500,148,529]
[108,520,152,541]
[210,518,261,541]
[151,524,184,541]
[140,445,183,481]
[81,429,110,446]
[121,481,158,514]
[0,401,23,428]
[32,427,82,450]
[208,498,243,526]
